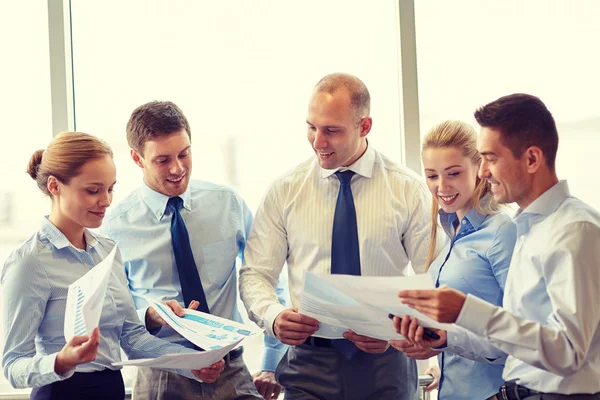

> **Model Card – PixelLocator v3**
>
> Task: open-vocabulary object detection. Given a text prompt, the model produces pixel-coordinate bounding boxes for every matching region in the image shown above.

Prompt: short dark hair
[126,101,191,155]
[314,73,370,123]
[474,93,558,169]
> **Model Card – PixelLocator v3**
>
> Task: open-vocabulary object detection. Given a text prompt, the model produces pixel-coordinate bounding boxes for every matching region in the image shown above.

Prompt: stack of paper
[112,338,243,369]
[299,271,455,340]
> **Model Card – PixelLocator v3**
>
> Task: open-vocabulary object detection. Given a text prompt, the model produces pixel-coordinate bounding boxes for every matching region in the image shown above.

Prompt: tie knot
[167,196,183,211]
[335,170,355,184]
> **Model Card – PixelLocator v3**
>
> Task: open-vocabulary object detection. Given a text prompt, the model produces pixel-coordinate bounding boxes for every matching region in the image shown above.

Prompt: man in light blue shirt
[102,101,287,400]
[398,94,600,398]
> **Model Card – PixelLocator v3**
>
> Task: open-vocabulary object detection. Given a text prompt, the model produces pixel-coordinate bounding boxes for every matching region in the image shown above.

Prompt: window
[69,0,404,385]
[415,0,600,211]
[0,1,53,395]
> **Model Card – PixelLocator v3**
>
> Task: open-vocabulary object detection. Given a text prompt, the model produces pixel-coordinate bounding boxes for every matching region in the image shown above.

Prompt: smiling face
[306,88,370,169]
[131,129,192,196]
[423,146,478,220]
[478,127,530,206]
[50,155,116,230]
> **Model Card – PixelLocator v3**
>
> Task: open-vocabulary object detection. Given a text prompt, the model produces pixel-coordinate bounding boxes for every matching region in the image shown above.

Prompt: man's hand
[252,370,282,399]
[343,330,389,353]
[273,308,319,346]
[424,365,441,392]
[55,327,101,375]
[398,287,466,323]
[388,339,440,359]
[393,315,447,348]
[145,299,200,330]
[191,359,225,383]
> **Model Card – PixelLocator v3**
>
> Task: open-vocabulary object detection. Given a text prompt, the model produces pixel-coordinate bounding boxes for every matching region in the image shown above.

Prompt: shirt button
[453,336,458,341]
[158,212,162,217]
[520,235,525,241]
[461,220,467,225]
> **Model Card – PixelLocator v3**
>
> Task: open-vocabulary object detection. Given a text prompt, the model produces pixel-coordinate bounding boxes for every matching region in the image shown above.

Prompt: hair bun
[27,149,45,180]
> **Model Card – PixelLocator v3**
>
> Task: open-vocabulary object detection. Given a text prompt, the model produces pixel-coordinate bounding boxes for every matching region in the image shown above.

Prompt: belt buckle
[500,384,508,400]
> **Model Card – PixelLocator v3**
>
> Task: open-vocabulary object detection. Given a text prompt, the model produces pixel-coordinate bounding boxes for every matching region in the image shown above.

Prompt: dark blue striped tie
[168,196,210,313]
[331,170,360,359]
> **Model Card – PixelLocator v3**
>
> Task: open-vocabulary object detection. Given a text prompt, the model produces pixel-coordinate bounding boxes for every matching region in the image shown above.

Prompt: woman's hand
[55,327,101,375]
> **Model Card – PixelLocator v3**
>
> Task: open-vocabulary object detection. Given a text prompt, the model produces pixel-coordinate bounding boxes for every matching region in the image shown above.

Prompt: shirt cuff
[46,353,76,381]
[432,328,465,351]
[455,294,496,336]
[137,305,161,335]
[263,303,287,338]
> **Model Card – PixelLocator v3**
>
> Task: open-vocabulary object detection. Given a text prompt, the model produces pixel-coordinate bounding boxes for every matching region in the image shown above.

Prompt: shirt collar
[140,180,192,221]
[516,180,569,219]
[40,217,100,251]
[320,141,375,179]
[438,207,486,235]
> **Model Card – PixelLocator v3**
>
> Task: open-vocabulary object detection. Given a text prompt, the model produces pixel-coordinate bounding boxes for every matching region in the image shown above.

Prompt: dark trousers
[499,381,600,400]
[276,343,419,400]
[30,369,125,400]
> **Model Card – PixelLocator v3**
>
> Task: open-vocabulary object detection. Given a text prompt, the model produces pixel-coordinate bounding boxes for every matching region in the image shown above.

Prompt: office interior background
[1,0,599,398]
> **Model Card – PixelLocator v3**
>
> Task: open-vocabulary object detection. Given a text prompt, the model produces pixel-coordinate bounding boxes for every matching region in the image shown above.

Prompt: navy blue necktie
[168,196,210,313]
[331,170,361,359]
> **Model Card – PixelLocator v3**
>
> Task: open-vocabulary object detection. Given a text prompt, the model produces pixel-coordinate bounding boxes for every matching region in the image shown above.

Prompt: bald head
[313,73,370,123]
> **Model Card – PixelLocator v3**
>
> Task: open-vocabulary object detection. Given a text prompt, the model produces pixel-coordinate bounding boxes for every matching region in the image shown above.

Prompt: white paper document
[144,296,261,350]
[64,246,116,341]
[299,271,454,339]
[112,338,241,369]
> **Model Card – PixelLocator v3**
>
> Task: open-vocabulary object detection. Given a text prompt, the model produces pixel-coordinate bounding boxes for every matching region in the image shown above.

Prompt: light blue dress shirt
[102,180,287,372]
[1,218,197,389]
[456,181,600,394]
[429,206,516,400]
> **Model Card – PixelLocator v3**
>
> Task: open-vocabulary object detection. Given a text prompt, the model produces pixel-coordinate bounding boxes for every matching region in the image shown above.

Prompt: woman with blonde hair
[1,132,223,400]
[391,121,517,399]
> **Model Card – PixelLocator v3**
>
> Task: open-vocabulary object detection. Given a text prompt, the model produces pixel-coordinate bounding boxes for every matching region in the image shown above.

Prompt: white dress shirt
[240,144,438,336]
[456,180,600,394]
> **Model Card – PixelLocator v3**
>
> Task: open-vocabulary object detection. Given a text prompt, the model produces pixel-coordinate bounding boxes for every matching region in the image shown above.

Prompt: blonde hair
[422,120,498,271]
[27,132,113,196]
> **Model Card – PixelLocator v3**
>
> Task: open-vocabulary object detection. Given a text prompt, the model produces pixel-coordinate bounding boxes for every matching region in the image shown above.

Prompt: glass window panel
[415,0,600,212]
[70,0,403,383]
[0,1,53,395]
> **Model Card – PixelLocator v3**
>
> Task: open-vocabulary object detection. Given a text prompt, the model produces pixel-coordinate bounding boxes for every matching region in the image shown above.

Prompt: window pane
[70,0,403,381]
[415,0,600,211]
[0,1,52,395]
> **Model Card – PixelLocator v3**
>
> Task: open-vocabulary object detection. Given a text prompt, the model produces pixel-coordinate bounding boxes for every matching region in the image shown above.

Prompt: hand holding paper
[144,296,261,350]
[145,299,201,330]
[398,286,467,324]
[273,308,319,346]
[299,271,456,341]
[55,327,101,374]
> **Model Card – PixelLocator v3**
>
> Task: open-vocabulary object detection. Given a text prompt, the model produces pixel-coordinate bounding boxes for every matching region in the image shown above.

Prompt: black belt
[227,346,244,360]
[303,337,335,347]
[499,381,541,400]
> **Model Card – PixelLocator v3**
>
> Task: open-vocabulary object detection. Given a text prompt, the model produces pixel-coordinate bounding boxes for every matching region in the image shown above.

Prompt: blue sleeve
[260,270,290,371]
[486,218,517,292]
[113,249,200,381]
[1,250,74,388]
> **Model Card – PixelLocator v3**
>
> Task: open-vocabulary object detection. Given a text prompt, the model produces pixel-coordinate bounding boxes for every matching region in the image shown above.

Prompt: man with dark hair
[399,93,600,399]
[240,73,437,399]
[102,101,288,400]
